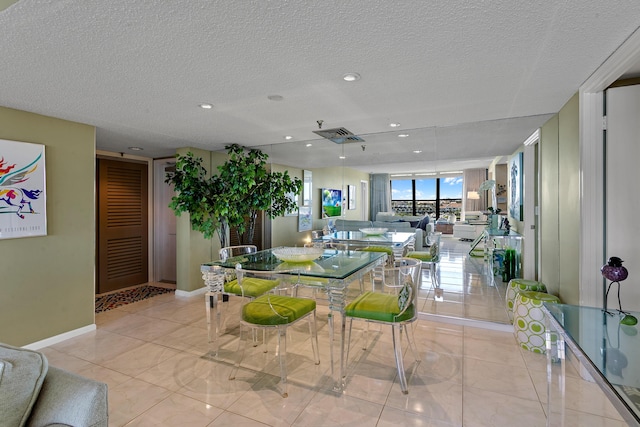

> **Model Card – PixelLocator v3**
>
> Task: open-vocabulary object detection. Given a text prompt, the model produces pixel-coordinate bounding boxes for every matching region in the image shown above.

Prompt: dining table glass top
[318,230,415,246]
[544,303,640,389]
[202,247,387,280]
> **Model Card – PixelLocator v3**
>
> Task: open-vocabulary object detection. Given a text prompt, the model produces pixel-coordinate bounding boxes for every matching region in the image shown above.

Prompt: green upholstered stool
[513,291,560,353]
[506,279,547,323]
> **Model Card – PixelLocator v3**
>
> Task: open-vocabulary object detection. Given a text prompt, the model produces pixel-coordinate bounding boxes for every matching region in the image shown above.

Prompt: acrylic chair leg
[277,326,288,398]
[229,323,247,381]
[362,321,369,350]
[430,263,438,288]
[404,323,419,363]
[392,324,408,394]
[309,311,320,364]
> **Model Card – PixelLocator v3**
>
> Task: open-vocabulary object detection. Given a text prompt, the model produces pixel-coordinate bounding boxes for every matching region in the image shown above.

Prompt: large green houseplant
[165,144,302,247]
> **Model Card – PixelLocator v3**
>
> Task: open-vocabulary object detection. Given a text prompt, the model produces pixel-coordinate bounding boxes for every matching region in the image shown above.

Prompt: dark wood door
[96,159,148,294]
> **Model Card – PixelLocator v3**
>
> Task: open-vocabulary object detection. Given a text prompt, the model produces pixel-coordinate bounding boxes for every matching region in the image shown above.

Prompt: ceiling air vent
[312,127,365,144]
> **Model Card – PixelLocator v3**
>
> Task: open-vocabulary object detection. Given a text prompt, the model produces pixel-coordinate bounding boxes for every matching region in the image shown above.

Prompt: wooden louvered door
[96,159,148,294]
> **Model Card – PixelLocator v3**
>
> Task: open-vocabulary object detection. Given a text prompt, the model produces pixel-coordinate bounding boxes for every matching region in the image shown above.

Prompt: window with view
[391,175,463,220]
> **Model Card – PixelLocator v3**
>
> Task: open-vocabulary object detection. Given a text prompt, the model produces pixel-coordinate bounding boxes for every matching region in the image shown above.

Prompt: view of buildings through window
[391,176,463,220]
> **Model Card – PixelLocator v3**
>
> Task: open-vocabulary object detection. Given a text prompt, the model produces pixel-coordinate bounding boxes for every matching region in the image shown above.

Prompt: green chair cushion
[242,295,316,325]
[360,246,394,255]
[406,251,433,262]
[224,278,279,298]
[345,291,415,323]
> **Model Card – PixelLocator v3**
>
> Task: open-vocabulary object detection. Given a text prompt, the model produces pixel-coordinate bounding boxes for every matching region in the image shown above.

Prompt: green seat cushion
[0,343,49,427]
[360,246,394,255]
[224,277,279,298]
[406,251,433,262]
[345,291,415,323]
[242,295,316,325]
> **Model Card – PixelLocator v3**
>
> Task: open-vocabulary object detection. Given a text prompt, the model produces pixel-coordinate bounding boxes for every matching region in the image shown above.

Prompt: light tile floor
[39,237,626,426]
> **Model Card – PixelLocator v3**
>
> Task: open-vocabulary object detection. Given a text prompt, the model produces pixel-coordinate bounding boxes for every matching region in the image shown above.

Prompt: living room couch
[0,342,109,427]
[331,212,434,250]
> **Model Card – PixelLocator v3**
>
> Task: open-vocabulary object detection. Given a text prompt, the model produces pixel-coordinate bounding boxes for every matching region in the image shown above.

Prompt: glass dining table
[200,246,387,391]
[314,230,416,258]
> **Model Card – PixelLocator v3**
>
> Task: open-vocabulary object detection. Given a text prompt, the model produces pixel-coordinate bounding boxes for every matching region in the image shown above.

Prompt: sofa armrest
[27,366,108,427]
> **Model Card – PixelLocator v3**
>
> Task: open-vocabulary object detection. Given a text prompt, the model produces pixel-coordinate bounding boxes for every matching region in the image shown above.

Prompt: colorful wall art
[0,139,46,239]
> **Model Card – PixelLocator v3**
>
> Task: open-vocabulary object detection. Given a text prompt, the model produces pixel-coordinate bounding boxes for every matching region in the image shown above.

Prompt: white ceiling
[1,1,639,174]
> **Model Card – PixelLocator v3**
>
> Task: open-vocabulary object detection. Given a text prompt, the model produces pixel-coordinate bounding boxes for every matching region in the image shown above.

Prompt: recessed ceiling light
[415,173,436,176]
[339,155,346,159]
[342,72,361,82]
[284,135,293,140]
[306,143,313,147]
[268,95,284,101]
[199,103,213,109]
[440,170,463,174]
[128,147,143,151]
[389,123,401,128]
[398,134,409,138]
[413,150,422,154]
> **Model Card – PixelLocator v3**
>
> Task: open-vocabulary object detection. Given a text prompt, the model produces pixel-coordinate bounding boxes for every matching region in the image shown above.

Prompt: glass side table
[543,303,640,426]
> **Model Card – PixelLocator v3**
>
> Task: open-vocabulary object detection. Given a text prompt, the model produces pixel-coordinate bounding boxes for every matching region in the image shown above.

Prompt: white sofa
[452,211,487,241]
[329,213,434,250]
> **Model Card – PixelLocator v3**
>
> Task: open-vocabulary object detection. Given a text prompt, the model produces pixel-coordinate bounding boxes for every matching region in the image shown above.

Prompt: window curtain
[463,168,487,213]
[370,173,390,220]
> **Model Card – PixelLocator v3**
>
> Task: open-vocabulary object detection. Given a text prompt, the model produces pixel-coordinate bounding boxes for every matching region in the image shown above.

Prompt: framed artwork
[298,206,312,231]
[348,184,356,210]
[0,139,47,239]
[302,170,312,206]
[509,152,523,221]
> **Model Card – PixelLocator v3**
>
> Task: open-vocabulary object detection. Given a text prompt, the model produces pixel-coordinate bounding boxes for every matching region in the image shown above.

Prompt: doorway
[153,159,177,283]
[96,158,149,294]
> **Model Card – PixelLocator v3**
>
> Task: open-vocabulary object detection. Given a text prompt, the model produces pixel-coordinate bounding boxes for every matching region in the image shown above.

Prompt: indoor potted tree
[165,152,231,248]
[165,145,302,247]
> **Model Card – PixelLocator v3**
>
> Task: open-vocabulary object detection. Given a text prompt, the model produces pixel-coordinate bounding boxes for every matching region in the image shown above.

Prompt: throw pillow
[397,276,413,311]
[0,343,49,427]
[416,215,430,231]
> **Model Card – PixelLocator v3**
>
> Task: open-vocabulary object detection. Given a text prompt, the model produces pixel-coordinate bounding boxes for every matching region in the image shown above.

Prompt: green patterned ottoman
[506,279,547,323]
[513,291,560,353]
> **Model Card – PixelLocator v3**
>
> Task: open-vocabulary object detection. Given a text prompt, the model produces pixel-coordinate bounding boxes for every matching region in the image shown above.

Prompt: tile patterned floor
[39,237,626,426]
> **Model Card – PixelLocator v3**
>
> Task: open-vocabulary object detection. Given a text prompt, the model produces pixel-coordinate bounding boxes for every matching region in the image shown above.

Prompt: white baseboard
[175,287,207,298]
[23,324,97,350]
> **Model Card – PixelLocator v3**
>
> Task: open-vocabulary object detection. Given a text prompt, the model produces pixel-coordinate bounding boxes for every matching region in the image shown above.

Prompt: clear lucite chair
[206,245,278,351]
[344,257,422,394]
[228,266,320,397]
[406,231,441,288]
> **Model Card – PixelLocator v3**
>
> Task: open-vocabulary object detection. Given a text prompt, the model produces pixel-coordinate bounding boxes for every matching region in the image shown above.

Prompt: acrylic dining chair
[206,245,278,350]
[406,231,441,288]
[344,257,421,394]
[229,265,320,397]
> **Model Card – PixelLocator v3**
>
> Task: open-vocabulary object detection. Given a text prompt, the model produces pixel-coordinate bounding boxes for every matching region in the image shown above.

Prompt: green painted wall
[0,106,95,346]
[539,93,580,302]
[174,147,228,292]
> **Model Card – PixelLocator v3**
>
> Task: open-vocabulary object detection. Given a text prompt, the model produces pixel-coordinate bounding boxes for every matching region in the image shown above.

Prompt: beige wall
[539,93,580,302]
[270,165,370,247]
[174,147,228,292]
[0,106,95,346]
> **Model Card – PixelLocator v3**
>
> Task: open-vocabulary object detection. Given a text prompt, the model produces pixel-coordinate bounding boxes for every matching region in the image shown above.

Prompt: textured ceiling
[1,1,639,173]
